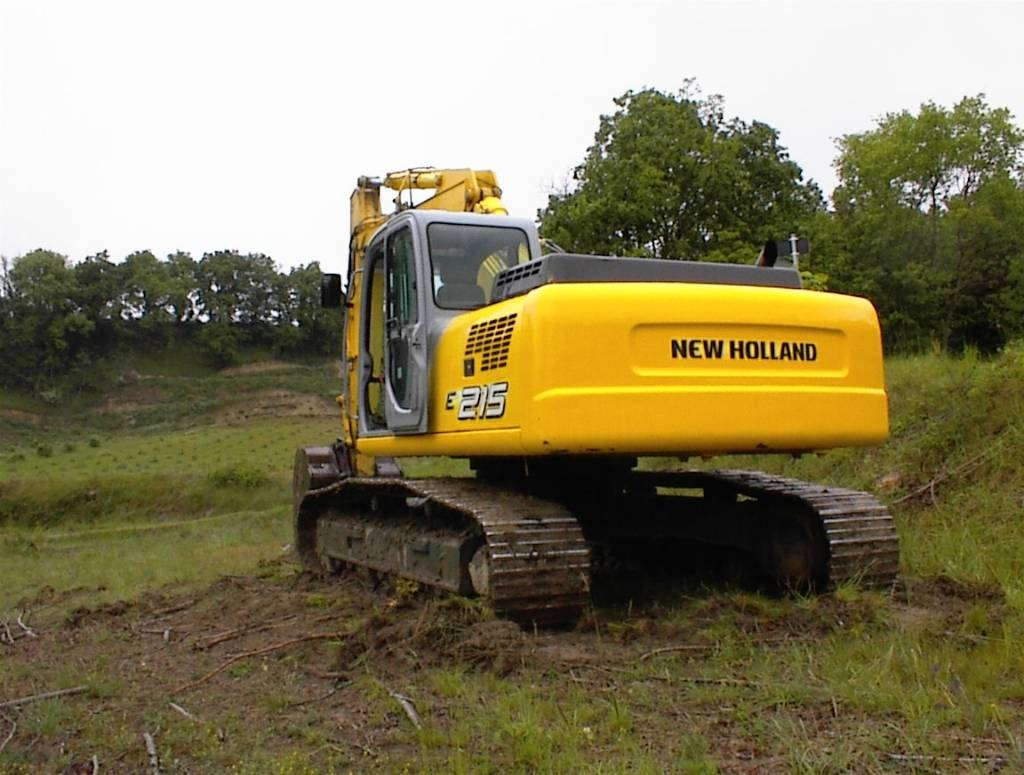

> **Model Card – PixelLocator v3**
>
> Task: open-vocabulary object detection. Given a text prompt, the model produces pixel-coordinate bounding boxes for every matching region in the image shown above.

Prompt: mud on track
[0,564,1017,773]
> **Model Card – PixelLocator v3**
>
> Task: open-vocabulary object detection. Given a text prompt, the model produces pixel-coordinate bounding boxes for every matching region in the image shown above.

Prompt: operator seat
[435,251,486,309]
[436,282,485,308]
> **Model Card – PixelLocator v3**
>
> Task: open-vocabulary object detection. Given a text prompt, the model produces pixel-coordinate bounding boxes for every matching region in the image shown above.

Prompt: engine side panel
[356,281,887,458]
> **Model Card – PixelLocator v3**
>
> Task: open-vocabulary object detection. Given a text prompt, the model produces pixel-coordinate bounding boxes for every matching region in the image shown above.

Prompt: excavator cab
[354,210,541,438]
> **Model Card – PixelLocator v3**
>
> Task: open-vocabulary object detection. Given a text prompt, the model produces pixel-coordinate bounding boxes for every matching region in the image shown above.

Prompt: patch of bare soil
[0,409,43,426]
[895,574,1011,639]
[1,566,542,772]
[0,569,1014,773]
[219,361,294,376]
[214,390,336,425]
[93,385,167,417]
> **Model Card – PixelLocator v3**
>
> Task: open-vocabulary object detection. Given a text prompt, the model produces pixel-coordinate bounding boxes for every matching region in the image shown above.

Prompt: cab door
[382,224,428,433]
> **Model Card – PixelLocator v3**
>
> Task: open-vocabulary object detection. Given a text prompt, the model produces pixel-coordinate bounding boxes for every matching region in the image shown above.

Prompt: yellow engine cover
[357,281,887,459]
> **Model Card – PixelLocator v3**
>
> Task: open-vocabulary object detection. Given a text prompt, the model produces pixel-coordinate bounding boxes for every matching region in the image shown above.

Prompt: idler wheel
[755,508,827,592]
[468,546,491,596]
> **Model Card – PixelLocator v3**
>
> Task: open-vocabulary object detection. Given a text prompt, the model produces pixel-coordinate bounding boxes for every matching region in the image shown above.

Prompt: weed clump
[36,443,54,458]
[88,437,102,448]
[207,464,270,488]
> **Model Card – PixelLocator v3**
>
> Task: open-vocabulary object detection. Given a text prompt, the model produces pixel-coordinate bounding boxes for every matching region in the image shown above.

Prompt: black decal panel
[671,338,819,362]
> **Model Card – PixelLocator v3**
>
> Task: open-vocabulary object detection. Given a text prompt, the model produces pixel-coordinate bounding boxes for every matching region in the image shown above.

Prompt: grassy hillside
[0,358,343,608]
[2,349,1024,772]
[704,343,1024,608]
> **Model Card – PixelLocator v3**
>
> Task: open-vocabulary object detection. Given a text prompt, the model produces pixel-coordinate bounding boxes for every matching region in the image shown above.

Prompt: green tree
[73,250,125,356]
[0,250,95,389]
[945,176,1024,349]
[276,262,344,356]
[540,84,822,261]
[835,95,1023,215]
[831,95,1024,352]
[165,251,198,324]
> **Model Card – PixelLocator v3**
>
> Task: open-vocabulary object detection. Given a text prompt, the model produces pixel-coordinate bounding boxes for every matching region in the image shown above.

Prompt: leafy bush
[207,464,270,489]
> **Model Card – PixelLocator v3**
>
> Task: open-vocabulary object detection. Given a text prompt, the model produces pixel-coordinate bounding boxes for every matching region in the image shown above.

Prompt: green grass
[5,348,1024,770]
[2,418,335,485]
[0,507,290,611]
[0,360,341,613]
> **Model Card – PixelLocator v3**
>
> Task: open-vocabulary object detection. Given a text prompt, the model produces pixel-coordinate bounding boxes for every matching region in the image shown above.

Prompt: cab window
[427,223,530,309]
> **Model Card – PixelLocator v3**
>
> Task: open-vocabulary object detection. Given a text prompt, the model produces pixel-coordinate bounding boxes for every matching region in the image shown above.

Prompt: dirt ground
[213,390,337,425]
[0,565,1015,773]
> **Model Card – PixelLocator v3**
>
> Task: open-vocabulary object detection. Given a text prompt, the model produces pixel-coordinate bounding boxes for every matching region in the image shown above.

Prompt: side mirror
[756,236,810,268]
[321,273,343,308]
[756,240,779,268]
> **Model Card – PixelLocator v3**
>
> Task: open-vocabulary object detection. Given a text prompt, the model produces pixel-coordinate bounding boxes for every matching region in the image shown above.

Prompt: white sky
[2,0,1022,272]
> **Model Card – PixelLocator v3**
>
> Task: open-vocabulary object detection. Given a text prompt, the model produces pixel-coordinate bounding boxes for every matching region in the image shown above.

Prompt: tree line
[4,84,1022,393]
[0,249,341,392]
[541,85,1024,353]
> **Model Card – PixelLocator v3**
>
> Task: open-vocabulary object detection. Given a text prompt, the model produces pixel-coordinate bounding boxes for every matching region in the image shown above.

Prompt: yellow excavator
[294,167,898,624]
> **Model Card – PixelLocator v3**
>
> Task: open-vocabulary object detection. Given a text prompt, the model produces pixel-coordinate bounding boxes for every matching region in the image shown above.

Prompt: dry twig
[638,644,712,661]
[0,711,16,754]
[16,613,36,638]
[887,752,1005,766]
[303,666,350,681]
[149,600,195,619]
[288,683,348,708]
[675,675,760,688]
[142,731,159,774]
[168,702,199,722]
[389,691,423,730]
[172,632,341,694]
[892,439,1007,506]
[0,685,88,709]
[194,612,313,650]
[326,737,379,758]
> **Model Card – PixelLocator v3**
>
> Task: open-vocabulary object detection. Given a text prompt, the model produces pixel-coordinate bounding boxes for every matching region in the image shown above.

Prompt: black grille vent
[465,313,517,371]
[493,261,544,300]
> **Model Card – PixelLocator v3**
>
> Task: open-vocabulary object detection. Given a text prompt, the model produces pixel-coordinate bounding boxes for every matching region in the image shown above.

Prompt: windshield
[427,223,531,310]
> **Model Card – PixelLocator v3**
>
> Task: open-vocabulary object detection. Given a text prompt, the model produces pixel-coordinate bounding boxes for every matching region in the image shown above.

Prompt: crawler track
[297,477,590,624]
[629,469,900,590]
[295,466,899,626]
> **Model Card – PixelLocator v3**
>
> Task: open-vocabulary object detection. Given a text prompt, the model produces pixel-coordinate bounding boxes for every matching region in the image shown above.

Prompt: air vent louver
[465,313,517,371]
[492,261,544,300]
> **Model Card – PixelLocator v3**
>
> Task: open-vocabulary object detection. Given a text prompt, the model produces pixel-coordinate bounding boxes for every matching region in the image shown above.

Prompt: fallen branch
[194,612,309,651]
[142,731,159,774]
[1,619,13,645]
[0,711,16,754]
[892,437,1007,506]
[172,632,341,694]
[639,644,712,661]
[149,600,195,619]
[91,754,99,774]
[168,702,199,722]
[0,685,89,709]
[389,691,422,730]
